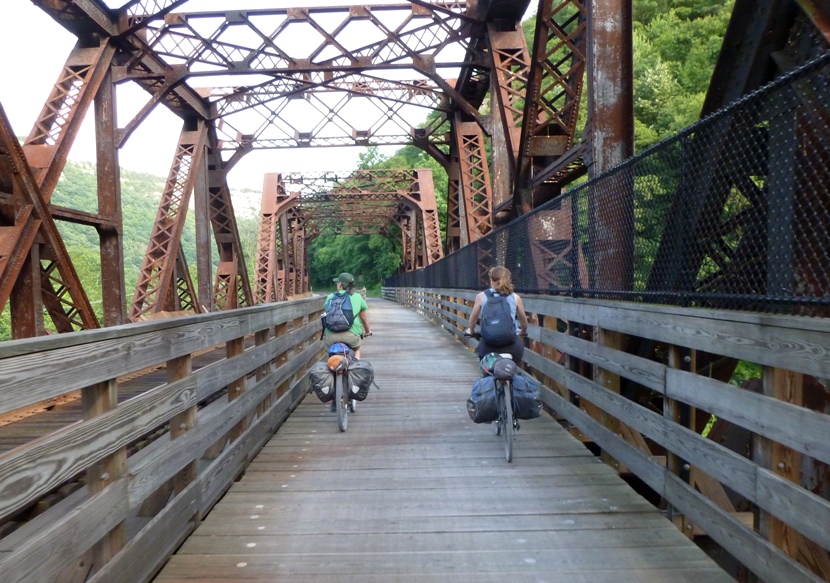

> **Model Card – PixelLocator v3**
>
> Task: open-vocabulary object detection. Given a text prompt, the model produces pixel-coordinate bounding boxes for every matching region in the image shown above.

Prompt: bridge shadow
[154,300,732,582]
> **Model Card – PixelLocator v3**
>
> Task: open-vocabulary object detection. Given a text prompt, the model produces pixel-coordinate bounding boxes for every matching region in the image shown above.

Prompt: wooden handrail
[0,295,325,583]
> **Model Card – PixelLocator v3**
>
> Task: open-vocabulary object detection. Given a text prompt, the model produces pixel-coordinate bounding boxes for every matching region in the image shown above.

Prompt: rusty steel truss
[255,169,442,301]
[1,0,634,337]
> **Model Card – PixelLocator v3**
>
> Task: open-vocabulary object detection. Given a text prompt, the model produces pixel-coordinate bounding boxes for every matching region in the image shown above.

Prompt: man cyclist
[323,272,372,359]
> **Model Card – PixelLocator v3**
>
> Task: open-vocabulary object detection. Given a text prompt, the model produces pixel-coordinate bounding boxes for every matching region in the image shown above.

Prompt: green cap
[333,272,355,284]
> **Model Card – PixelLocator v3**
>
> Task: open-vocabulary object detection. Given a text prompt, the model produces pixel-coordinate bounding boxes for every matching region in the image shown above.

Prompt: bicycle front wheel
[336,374,348,432]
[502,381,513,462]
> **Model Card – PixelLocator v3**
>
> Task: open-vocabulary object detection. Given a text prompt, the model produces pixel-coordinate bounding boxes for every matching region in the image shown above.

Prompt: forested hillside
[0,0,734,338]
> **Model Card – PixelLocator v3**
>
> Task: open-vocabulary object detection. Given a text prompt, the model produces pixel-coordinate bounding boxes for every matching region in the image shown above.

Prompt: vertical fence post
[168,355,196,494]
[83,378,126,569]
[227,336,247,442]
[274,322,290,398]
[667,345,694,537]
[255,329,272,414]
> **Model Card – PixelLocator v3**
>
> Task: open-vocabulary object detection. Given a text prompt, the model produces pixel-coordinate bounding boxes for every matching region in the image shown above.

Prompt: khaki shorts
[324,330,362,350]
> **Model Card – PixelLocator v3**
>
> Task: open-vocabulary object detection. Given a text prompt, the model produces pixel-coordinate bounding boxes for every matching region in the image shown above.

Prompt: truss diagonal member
[516,0,588,210]
[205,133,253,309]
[254,174,286,304]
[0,103,99,331]
[118,0,191,35]
[23,41,116,203]
[455,120,493,243]
[174,248,199,313]
[488,25,531,167]
[400,169,444,265]
[130,122,208,321]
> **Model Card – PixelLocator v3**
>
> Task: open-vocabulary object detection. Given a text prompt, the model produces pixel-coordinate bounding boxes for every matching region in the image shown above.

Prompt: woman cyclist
[464,266,528,364]
[323,272,372,359]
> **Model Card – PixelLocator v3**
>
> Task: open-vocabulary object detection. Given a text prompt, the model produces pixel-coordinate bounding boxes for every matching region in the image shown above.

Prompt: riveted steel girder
[130,122,207,321]
[454,119,493,243]
[0,103,99,334]
[257,169,442,301]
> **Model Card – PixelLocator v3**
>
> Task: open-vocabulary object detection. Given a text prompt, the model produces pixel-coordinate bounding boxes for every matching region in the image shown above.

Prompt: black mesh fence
[387,51,830,316]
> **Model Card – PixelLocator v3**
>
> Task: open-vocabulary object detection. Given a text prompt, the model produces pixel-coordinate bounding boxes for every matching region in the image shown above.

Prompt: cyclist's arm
[465,292,484,334]
[359,310,371,335]
[515,294,529,336]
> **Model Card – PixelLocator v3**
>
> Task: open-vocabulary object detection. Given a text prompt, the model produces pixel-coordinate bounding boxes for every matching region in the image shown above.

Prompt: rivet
[100,473,110,481]
[685,524,692,531]
[683,356,691,363]
[777,462,785,470]
[179,423,187,430]
[683,464,690,471]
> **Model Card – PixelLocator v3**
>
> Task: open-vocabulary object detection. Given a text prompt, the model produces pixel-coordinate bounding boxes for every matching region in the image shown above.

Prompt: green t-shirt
[324,291,369,336]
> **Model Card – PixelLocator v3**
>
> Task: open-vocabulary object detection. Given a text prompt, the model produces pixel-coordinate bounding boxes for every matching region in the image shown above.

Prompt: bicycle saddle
[493,359,518,380]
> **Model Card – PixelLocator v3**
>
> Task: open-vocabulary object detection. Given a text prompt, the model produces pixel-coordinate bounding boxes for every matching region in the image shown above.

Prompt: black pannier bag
[512,373,542,420]
[467,376,498,423]
[347,359,374,401]
[309,361,335,403]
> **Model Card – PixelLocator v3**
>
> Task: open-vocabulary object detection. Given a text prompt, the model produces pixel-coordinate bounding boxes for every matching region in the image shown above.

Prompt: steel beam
[455,119,493,243]
[0,103,99,335]
[586,0,633,291]
[130,123,208,321]
[95,67,127,327]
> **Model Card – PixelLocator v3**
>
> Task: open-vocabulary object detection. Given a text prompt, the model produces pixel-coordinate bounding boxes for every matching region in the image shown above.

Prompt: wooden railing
[384,287,830,583]
[0,295,325,583]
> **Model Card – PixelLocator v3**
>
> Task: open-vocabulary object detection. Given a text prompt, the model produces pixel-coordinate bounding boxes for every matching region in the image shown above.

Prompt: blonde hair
[489,266,514,295]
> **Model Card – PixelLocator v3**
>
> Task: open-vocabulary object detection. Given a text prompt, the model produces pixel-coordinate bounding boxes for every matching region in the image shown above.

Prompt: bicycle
[464,332,520,462]
[326,345,357,432]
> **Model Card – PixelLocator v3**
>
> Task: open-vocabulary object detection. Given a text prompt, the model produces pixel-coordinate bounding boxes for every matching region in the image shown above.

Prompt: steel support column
[130,122,207,320]
[587,0,634,290]
[95,67,127,327]
[455,120,493,244]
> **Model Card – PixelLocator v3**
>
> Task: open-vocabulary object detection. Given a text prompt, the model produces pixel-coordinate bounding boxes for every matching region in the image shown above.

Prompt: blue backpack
[324,292,355,332]
[479,289,516,346]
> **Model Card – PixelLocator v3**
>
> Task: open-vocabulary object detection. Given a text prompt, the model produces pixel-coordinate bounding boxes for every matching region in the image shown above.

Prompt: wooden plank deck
[154,299,734,583]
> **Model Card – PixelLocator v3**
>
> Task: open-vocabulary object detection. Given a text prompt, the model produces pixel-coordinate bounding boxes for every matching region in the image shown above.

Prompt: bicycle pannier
[467,376,498,423]
[348,359,374,401]
[324,292,355,332]
[479,290,516,347]
[309,361,335,403]
[512,373,542,420]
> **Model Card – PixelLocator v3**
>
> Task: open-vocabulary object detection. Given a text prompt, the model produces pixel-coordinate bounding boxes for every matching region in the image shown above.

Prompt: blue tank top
[480,289,520,333]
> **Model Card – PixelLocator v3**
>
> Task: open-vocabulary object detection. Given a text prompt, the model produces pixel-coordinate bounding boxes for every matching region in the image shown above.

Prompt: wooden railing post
[227,336,247,441]
[274,322,290,398]
[168,354,195,495]
[667,345,693,537]
[255,329,271,415]
[83,378,126,570]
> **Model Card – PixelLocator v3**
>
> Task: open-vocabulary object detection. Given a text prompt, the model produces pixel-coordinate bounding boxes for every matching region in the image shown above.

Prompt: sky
[0,1,402,195]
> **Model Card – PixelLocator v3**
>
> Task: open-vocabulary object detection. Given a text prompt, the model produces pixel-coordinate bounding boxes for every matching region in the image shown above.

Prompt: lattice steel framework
[4,0,629,338]
[255,169,442,301]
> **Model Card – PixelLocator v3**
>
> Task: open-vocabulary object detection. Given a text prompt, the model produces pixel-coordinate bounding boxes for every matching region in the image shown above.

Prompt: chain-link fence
[387,51,830,316]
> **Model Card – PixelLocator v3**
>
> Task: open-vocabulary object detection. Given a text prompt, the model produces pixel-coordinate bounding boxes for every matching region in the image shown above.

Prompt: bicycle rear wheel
[336,374,348,432]
[501,381,513,462]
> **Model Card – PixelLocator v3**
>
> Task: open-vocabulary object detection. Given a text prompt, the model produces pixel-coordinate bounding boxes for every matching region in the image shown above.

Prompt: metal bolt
[180,423,187,430]
[236,387,242,393]
[683,464,690,471]
[685,524,692,531]
[683,356,691,363]
[777,462,785,470]
[100,473,110,481]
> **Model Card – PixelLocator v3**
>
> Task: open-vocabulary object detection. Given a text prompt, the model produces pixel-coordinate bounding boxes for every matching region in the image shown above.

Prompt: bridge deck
[154,299,732,583]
